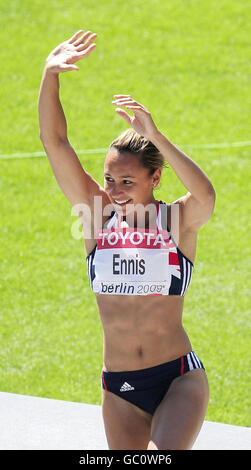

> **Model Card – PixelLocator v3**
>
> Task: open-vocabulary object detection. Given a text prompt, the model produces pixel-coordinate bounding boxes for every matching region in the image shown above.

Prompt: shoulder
[170,191,215,233]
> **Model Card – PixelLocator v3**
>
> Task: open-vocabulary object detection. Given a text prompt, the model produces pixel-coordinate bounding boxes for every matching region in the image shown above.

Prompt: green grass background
[0,0,250,427]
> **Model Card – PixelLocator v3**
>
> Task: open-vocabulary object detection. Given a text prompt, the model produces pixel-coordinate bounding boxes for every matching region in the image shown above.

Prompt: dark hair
[109,128,168,176]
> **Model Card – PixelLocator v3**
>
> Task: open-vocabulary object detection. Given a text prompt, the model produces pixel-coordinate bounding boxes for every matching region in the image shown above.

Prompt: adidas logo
[120,382,135,392]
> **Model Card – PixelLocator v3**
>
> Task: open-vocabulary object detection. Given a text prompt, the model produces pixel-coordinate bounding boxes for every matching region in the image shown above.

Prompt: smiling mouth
[113,199,132,205]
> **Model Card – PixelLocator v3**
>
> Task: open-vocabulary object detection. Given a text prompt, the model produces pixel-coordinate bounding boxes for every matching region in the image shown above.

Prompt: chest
[92,227,185,296]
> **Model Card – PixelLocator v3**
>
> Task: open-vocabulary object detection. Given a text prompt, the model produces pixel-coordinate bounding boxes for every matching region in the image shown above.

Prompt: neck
[120,199,158,229]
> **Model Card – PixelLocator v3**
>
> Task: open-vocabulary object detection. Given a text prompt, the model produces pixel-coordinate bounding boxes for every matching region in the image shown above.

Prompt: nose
[110,188,127,199]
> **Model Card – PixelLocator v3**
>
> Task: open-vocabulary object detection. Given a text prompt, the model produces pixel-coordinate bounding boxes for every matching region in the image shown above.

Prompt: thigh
[148,369,209,450]
[102,389,152,450]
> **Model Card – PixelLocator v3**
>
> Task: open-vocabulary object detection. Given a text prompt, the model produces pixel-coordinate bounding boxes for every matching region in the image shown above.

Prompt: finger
[68,30,84,44]
[115,108,132,125]
[112,100,137,108]
[74,31,96,47]
[115,101,149,113]
[112,97,134,103]
[113,97,134,104]
[76,33,97,51]
[60,64,79,72]
[124,106,143,111]
[76,43,97,59]
[114,94,131,98]
[112,98,140,107]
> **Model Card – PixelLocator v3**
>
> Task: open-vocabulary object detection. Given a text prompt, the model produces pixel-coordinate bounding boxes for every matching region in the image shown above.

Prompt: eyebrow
[104,172,136,178]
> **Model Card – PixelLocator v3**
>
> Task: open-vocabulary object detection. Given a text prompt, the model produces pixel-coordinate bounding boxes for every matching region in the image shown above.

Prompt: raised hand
[112,95,159,140]
[45,30,97,74]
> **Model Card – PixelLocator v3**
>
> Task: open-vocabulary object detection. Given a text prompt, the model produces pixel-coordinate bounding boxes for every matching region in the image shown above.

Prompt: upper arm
[173,189,216,233]
[43,140,112,253]
[43,139,110,207]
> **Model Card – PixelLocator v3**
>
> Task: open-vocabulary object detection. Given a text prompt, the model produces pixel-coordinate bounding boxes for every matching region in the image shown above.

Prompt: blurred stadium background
[0,0,250,426]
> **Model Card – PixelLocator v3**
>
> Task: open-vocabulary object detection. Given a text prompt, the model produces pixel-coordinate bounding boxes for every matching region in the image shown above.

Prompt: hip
[101,350,205,415]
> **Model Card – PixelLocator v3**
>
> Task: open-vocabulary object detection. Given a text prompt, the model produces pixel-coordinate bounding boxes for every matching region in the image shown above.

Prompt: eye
[104,177,132,185]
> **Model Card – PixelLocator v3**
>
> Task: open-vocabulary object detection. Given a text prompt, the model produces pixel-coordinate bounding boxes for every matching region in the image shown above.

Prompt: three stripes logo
[120,382,135,392]
[187,351,203,371]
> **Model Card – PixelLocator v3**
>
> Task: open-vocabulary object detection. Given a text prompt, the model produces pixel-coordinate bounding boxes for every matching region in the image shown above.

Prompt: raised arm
[112,95,216,232]
[38,30,110,210]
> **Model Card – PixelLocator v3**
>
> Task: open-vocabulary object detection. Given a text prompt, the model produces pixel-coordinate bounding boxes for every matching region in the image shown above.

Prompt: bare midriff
[95,294,192,372]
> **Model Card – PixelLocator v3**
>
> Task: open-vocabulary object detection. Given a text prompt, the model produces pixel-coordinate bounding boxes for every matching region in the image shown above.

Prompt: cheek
[135,182,149,193]
[104,182,111,192]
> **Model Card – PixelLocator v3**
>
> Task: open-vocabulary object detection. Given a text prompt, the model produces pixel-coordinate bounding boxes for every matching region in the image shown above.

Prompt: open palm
[46,30,97,73]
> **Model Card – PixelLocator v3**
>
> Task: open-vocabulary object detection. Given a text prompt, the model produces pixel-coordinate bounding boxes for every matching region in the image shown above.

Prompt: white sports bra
[86,200,193,296]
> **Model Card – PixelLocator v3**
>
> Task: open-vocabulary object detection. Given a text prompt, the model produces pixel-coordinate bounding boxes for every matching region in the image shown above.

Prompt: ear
[152,168,162,187]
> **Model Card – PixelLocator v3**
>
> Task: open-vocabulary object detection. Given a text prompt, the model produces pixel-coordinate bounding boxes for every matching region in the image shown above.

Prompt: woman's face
[104,147,161,218]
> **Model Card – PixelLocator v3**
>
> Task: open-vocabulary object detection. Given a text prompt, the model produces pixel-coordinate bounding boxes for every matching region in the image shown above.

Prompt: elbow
[207,183,216,203]
[39,133,56,155]
[39,132,65,150]
[39,132,48,151]
[205,184,216,216]
[196,182,216,206]
[39,131,45,144]
[209,183,216,202]
[199,177,216,203]
[39,130,49,146]
[39,133,52,153]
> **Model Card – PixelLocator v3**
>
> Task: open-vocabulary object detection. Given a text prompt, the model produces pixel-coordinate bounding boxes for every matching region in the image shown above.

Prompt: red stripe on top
[181,356,184,376]
[97,200,175,250]
[97,228,174,250]
[169,251,179,265]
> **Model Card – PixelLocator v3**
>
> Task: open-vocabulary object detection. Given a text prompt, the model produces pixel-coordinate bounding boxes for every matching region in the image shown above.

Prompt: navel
[136,345,143,357]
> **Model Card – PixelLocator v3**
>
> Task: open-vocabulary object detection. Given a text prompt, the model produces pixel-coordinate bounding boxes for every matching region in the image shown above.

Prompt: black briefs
[101,351,204,415]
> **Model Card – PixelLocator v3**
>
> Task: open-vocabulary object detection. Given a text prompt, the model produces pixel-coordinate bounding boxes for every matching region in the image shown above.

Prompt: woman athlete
[39,30,216,450]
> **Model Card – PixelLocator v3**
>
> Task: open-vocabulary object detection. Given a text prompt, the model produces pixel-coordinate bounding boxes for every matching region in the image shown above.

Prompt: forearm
[151,130,215,203]
[38,68,68,145]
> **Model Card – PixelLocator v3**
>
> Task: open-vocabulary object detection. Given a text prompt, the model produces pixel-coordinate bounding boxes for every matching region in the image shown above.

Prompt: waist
[102,351,205,376]
[102,324,191,372]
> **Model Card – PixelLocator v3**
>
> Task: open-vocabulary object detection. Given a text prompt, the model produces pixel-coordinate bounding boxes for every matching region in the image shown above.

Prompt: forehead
[104,148,146,176]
